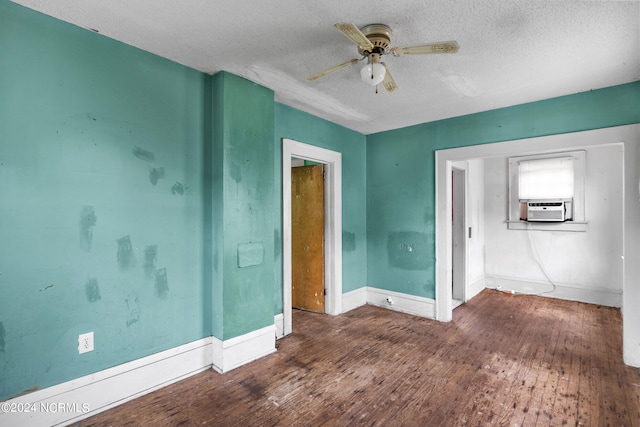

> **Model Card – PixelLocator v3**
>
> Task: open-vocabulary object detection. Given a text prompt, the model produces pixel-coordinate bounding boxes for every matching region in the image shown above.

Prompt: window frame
[507,150,586,231]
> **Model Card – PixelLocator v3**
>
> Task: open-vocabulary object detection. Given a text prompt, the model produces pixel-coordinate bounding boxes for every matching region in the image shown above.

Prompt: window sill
[507,220,587,232]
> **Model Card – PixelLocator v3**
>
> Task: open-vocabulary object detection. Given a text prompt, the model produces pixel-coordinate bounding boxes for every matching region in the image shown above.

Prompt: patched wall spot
[132,146,155,162]
[125,294,140,326]
[85,277,101,302]
[274,229,282,259]
[79,206,97,252]
[238,242,264,268]
[149,167,165,185]
[155,268,169,299]
[143,245,158,278]
[343,231,356,252]
[387,231,430,270]
[117,235,135,270]
[171,182,186,195]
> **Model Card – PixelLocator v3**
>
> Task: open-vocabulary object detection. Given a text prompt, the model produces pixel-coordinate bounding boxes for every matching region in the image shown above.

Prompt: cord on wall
[525,224,557,295]
[492,225,558,296]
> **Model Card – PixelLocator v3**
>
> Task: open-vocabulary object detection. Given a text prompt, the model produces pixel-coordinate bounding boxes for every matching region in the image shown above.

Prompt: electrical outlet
[78,332,94,354]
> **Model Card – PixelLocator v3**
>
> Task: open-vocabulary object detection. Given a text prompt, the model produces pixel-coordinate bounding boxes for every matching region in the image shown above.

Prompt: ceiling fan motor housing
[358,23,392,56]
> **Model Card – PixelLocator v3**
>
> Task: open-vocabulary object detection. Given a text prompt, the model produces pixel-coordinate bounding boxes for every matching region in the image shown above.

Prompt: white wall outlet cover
[78,332,94,354]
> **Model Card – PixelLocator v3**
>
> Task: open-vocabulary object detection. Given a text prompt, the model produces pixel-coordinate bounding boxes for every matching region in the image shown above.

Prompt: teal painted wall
[0,1,209,400]
[366,82,640,298]
[274,104,367,313]
[212,72,276,340]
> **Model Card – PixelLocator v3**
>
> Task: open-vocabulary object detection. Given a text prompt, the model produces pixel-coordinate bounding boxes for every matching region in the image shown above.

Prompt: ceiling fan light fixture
[307,22,459,94]
[360,61,386,86]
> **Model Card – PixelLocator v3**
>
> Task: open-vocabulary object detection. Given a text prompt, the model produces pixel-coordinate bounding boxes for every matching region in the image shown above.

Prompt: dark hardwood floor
[76,289,640,426]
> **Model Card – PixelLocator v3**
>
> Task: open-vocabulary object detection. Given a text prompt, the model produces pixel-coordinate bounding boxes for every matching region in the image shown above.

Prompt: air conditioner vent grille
[527,201,567,222]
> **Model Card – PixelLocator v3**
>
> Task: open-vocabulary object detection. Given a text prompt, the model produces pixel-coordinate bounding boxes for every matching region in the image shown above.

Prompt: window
[518,157,574,200]
[508,151,586,231]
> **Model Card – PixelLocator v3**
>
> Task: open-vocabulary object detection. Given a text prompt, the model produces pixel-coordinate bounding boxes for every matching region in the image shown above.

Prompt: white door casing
[282,139,342,335]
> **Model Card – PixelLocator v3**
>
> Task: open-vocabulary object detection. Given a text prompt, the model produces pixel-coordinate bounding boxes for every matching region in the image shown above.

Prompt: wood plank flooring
[76,290,640,426]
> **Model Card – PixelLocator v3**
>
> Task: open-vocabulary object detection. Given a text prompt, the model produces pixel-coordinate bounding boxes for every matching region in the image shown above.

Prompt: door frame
[451,164,468,303]
[282,139,342,336]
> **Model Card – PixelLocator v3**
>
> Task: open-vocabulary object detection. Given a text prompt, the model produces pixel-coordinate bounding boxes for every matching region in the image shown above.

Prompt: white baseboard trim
[342,287,367,312]
[468,277,486,301]
[485,276,622,307]
[1,324,278,427]
[274,313,285,339]
[366,287,436,319]
[0,338,213,427]
[211,325,276,373]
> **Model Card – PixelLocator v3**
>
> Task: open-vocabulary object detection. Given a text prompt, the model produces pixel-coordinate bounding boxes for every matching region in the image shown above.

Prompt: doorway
[451,166,466,307]
[282,139,342,336]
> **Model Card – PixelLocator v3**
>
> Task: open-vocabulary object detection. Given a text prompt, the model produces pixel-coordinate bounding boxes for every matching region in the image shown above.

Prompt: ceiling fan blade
[335,23,374,51]
[391,41,459,57]
[306,58,360,81]
[381,63,398,92]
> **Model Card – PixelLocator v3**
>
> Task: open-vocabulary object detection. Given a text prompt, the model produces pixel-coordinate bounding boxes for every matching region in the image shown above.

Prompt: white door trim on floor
[282,139,342,336]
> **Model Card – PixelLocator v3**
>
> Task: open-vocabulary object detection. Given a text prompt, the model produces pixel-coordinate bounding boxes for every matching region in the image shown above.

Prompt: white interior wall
[623,139,640,366]
[483,144,624,307]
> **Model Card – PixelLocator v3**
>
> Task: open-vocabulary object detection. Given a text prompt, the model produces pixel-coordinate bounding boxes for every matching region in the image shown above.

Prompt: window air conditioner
[526,201,566,222]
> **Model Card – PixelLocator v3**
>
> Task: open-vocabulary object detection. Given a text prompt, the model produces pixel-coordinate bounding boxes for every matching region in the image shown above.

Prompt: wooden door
[291,164,325,313]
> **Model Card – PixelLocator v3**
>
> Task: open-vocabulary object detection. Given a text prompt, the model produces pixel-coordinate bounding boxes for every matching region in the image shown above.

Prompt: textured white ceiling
[11,0,640,134]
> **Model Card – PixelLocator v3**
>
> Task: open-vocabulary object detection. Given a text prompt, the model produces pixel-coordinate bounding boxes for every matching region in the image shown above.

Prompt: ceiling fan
[307,23,459,93]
